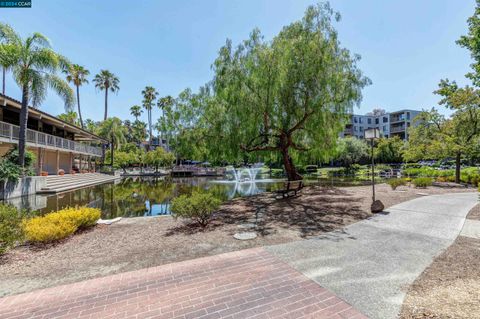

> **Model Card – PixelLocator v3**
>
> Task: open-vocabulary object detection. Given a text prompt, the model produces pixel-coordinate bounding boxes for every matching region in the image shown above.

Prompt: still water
[5,177,284,218]
[3,175,384,219]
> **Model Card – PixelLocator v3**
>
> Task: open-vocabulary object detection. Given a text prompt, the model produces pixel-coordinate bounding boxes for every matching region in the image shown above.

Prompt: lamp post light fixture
[364,128,384,213]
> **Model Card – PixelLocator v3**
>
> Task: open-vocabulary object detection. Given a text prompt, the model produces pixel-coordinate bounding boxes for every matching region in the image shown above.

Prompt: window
[383,125,387,131]
[359,117,363,124]
[354,117,358,123]
[375,118,379,125]
[367,118,372,124]
[359,127,363,132]
[407,112,410,120]
[354,126,357,131]
[383,116,388,123]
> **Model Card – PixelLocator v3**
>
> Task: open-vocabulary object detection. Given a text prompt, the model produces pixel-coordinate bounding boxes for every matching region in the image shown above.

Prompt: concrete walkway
[266,192,478,319]
[0,248,365,319]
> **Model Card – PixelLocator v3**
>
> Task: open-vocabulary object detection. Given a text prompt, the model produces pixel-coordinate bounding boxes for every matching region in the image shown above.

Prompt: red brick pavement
[0,247,367,319]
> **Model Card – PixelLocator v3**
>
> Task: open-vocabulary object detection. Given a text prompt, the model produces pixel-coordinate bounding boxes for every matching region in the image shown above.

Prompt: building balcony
[0,121,102,157]
[390,125,406,133]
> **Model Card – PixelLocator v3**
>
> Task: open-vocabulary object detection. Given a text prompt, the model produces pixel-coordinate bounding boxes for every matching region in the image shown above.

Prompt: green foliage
[113,151,136,171]
[413,177,433,188]
[374,136,405,163]
[171,191,222,227]
[144,147,175,170]
[335,137,369,168]
[0,159,20,182]
[0,204,23,254]
[387,178,407,190]
[0,148,36,181]
[200,4,370,180]
[58,111,80,126]
[93,70,120,120]
[97,117,127,150]
[405,2,480,182]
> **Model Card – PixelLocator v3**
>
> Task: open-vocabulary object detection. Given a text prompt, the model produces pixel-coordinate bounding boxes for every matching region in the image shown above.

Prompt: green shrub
[22,206,100,243]
[0,204,24,254]
[387,178,407,190]
[413,177,433,188]
[171,192,222,227]
[0,148,37,182]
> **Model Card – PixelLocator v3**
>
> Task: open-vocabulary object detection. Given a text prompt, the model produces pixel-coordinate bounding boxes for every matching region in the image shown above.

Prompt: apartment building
[341,109,421,140]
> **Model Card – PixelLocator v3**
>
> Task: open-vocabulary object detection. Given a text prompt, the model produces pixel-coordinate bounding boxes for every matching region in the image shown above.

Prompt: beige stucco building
[0,94,107,175]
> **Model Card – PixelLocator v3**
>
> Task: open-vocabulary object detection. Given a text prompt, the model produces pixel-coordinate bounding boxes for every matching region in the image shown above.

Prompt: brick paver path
[0,248,366,319]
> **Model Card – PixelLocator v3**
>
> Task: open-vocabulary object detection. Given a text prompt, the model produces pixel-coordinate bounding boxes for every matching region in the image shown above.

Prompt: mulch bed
[400,203,480,319]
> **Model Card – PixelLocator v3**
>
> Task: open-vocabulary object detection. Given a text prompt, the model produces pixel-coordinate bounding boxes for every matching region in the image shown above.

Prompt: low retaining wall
[0,176,46,200]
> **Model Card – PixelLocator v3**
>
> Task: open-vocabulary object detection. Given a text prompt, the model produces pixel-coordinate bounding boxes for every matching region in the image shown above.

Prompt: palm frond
[45,74,75,111]
[0,23,20,44]
[29,70,47,108]
[30,32,51,48]
[31,48,59,73]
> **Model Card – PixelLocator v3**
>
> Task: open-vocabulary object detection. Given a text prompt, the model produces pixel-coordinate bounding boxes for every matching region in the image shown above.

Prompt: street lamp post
[364,128,384,213]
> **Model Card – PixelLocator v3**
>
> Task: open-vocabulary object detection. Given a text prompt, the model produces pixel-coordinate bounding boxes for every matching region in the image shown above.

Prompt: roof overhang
[0,94,108,144]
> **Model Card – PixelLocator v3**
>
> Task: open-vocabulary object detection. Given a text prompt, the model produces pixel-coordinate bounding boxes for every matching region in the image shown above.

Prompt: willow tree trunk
[279,133,302,181]
[18,86,29,169]
[76,85,84,128]
[104,88,108,121]
[455,152,461,184]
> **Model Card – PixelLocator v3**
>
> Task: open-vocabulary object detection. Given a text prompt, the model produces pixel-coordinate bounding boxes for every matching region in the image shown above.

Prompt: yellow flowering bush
[22,207,101,243]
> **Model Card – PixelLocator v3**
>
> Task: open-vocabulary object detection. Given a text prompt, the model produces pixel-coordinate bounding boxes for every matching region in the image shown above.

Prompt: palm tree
[141,86,158,146]
[0,24,74,167]
[58,111,80,126]
[93,70,119,121]
[64,64,89,128]
[98,117,127,149]
[0,24,16,95]
[157,95,174,145]
[130,105,142,121]
[98,117,127,165]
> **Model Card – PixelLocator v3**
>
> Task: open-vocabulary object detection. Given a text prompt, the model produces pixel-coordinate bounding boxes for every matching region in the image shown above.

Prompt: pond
[4,176,285,219]
[3,174,385,219]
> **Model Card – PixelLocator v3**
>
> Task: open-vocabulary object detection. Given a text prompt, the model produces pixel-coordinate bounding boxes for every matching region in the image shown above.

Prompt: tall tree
[0,24,74,167]
[93,70,119,120]
[130,105,142,121]
[205,4,370,180]
[0,23,16,95]
[142,86,158,146]
[64,64,89,128]
[157,95,174,145]
[407,2,480,183]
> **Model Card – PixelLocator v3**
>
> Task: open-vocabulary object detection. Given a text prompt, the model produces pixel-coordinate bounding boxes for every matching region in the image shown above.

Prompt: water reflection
[5,177,283,219]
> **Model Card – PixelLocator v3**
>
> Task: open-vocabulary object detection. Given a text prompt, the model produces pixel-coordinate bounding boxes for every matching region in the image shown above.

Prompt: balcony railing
[390,125,406,133]
[0,121,102,157]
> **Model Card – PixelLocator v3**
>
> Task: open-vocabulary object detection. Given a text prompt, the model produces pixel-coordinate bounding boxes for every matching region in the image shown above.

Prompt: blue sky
[0,0,476,122]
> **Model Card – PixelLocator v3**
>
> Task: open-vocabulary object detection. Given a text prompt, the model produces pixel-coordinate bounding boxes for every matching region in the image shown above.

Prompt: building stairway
[38,173,119,194]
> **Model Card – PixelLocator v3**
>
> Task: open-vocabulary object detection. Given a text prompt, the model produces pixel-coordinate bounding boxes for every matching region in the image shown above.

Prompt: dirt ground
[0,183,475,297]
[400,204,480,319]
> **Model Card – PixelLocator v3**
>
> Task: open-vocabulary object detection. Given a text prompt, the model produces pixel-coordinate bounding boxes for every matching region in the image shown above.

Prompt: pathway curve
[265,192,478,319]
[0,248,365,319]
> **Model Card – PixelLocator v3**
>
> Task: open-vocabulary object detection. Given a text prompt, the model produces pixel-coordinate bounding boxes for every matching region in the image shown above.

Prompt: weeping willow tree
[205,3,370,180]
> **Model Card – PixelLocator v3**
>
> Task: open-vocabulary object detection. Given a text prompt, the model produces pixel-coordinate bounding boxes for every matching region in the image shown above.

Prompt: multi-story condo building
[341,109,421,140]
[0,93,107,175]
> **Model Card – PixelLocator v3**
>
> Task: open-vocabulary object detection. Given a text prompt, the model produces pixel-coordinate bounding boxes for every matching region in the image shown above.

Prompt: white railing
[0,121,102,156]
